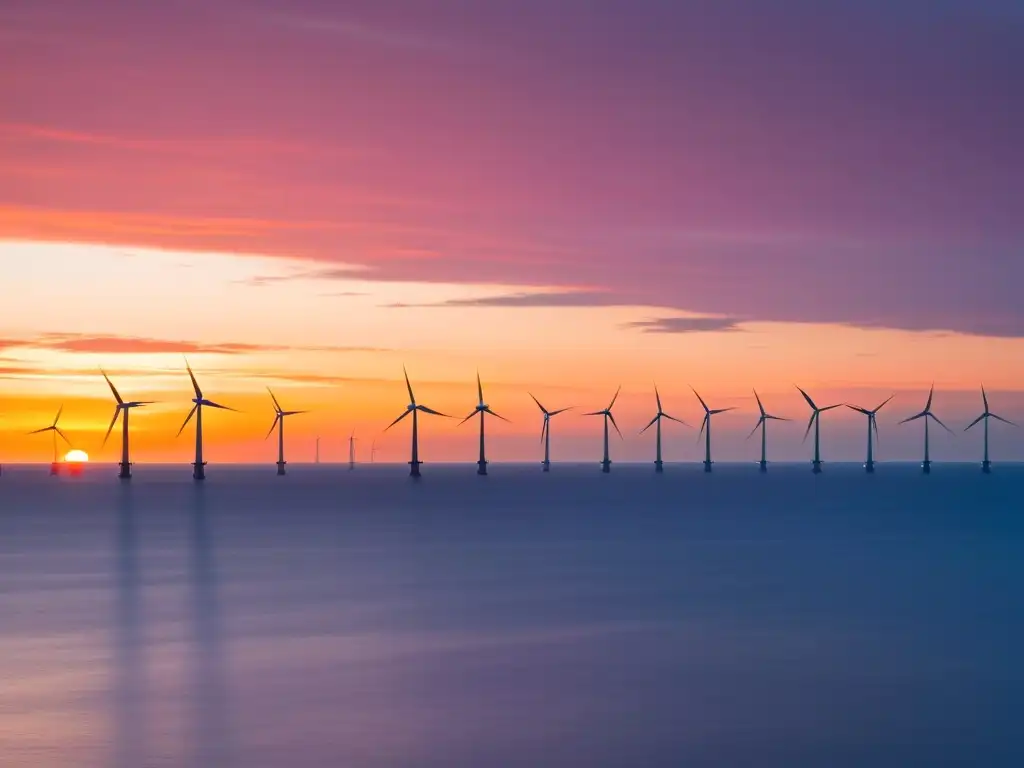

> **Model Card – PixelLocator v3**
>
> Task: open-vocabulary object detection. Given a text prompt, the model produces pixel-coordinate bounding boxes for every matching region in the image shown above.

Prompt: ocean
[1,463,1021,767]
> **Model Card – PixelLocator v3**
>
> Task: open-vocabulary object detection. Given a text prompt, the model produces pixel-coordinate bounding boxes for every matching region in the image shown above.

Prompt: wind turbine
[584,387,622,473]
[748,390,788,472]
[797,386,842,474]
[530,393,572,472]
[384,367,449,478]
[266,388,306,476]
[371,438,378,463]
[101,370,153,480]
[846,394,894,473]
[29,405,72,475]
[639,385,689,473]
[693,388,734,472]
[965,385,1016,474]
[460,372,509,475]
[315,436,321,464]
[348,430,357,470]
[899,384,951,474]
[177,360,236,481]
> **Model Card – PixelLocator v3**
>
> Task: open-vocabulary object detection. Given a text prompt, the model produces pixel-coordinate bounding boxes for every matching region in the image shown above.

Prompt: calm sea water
[0,463,1021,767]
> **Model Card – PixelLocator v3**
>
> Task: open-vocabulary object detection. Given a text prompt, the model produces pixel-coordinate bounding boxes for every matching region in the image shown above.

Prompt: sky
[2,0,1023,466]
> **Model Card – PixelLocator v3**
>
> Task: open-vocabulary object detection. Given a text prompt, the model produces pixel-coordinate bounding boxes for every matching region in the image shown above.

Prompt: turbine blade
[102,407,121,448]
[796,385,816,411]
[177,405,198,437]
[873,415,880,444]
[847,405,871,416]
[53,404,64,427]
[476,371,483,405]
[549,407,574,416]
[484,407,510,423]
[265,415,280,440]
[185,359,202,399]
[981,384,989,412]
[403,366,415,405]
[710,407,735,415]
[697,415,707,440]
[54,427,71,446]
[639,415,659,434]
[820,404,843,412]
[539,418,547,444]
[925,383,935,411]
[691,387,709,413]
[875,394,895,412]
[102,369,123,405]
[900,412,925,424]
[608,412,623,439]
[766,414,789,421]
[416,405,449,417]
[582,411,604,417]
[663,414,690,428]
[991,413,1016,427]
[654,384,662,413]
[28,426,52,435]
[384,410,411,431]
[459,411,478,426]
[608,385,621,411]
[930,413,953,434]
[529,392,548,415]
[267,387,282,413]
[753,389,765,417]
[202,400,237,412]
[803,413,815,442]
[964,414,985,431]
[747,418,764,440]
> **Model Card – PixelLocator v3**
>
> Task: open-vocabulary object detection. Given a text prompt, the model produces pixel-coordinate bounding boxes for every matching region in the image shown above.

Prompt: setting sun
[64,449,89,463]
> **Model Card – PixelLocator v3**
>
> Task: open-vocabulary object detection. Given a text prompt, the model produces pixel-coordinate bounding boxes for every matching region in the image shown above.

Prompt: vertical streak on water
[190,486,231,766]
[113,485,146,767]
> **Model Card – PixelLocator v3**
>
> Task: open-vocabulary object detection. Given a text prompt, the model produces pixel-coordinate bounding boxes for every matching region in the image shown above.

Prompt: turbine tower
[371,438,378,463]
[797,386,841,474]
[529,393,572,472]
[639,385,689,473]
[899,384,951,474]
[748,390,788,472]
[693,388,733,473]
[965,385,1016,474]
[348,431,356,470]
[315,436,321,465]
[266,389,306,476]
[101,370,153,480]
[177,360,236,481]
[846,394,894,473]
[29,405,71,476]
[460,372,509,475]
[385,367,449,478]
[584,387,622,473]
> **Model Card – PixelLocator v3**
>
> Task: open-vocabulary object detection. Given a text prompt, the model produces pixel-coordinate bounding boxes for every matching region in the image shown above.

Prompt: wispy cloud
[0,334,388,356]
[385,290,628,309]
[623,316,746,334]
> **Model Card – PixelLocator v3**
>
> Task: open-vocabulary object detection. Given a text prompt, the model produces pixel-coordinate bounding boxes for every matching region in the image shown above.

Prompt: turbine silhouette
[266,388,306,476]
[29,405,72,475]
[177,360,236,481]
[899,384,951,474]
[796,386,841,474]
[846,394,894,473]
[747,389,788,472]
[348,430,357,470]
[693,388,734,472]
[530,393,572,472]
[385,367,449,478]
[460,372,509,475]
[965,385,1016,474]
[639,385,689,472]
[584,387,622,473]
[101,370,154,480]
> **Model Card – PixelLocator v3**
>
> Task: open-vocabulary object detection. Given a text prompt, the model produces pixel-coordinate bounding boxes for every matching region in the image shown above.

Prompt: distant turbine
[315,436,321,464]
[796,386,842,474]
[899,384,951,474]
[266,388,306,476]
[693,388,734,472]
[384,367,449,478]
[584,387,623,473]
[177,360,237,481]
[349,430,357,471]
[965,385,1016,474]
[101,370,153,480]
[529,393,572,472]
[846,394,894,473]
[460,372,509,475]
[747,390,788,472]
[639,385,689,473]
[29,404,72,475]
[371,438,378,463]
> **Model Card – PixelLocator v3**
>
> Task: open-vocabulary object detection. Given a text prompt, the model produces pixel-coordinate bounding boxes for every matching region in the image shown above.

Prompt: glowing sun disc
[65,450,89,463]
